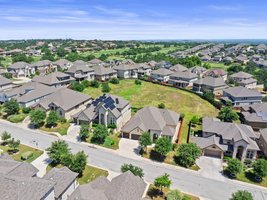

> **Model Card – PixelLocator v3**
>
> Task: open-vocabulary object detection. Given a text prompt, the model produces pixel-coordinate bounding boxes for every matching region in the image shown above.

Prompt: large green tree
[46,111,59,127]
[91,124,109,144]
[218,106,239,122]
[121,163,144,178]
[3,99,19,116]
[225,158,242,178]
[30,109,46,128]
[139,132,152,153]
[230,190,253,200]
[79,124,89,141]
[175,143,201,168]
[154,137,173,157]
[253,159,267,180]
[69,151,87,175]
[46,140,70,164]
[154,173,172,193]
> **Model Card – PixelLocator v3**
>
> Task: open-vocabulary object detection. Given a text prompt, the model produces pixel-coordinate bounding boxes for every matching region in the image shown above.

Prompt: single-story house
[7,62,35,78]
[73,94,131,131]
[241,103,267,130]
[168,71,198,88]
[150,68,173,83]
[121,106,181,143]
[221,86,262,107]
[33,88,92,119]
[229,71,257,88]
[93,66,117,81]
[192,77,228,95]
[192,117,260,161]
[68,171,147,200]
[66,60,95,81]
[32,71,75,88]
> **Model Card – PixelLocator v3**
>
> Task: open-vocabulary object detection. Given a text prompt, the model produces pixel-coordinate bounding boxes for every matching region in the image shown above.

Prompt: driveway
[196,156,226,182]
[116,138,141,159]
[64,124,80,142]
[31,152,52,177]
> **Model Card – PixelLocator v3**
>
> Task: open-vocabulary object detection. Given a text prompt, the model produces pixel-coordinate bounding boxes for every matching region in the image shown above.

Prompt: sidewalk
[31,152,52,177]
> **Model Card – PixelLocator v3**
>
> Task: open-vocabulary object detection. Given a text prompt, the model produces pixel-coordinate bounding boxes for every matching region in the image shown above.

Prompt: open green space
[0,144,43,163]
[83,79,218,143]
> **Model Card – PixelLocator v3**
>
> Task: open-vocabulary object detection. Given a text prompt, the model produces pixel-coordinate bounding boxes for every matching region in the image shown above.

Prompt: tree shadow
[149,150,166,162]
[147,187,161,199]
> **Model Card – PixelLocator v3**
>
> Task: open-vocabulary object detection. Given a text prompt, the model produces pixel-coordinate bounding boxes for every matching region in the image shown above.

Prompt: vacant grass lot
[0,144,43,162]
[83,80,218,143]
[46,164,108,185]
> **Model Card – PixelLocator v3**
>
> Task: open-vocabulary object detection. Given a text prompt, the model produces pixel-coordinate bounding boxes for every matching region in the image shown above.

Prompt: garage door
[123,132,130,139]
[131,134,141,140]
[204,149,221,158]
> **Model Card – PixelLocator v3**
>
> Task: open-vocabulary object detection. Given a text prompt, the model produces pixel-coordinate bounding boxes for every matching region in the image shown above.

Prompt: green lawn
[40,122,70,135]
[236,171,267,187]
[83,80,218,143]
[0,144,43,163]
[46,164,108,185]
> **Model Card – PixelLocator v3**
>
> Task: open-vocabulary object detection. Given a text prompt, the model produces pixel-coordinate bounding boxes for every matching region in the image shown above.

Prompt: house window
[59,111,63,116]
[111,117,115,124]
[246,150,254,159]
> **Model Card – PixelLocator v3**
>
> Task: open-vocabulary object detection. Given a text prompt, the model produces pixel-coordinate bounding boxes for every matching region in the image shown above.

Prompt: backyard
[83,79,218,143]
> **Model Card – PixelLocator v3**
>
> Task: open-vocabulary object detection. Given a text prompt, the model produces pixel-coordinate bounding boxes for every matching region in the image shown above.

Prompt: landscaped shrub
[22,107,31,114]
[104,137,115,147]
[89,80,100,88]
[81,80,90,87]
[7,114,26,123]
[110,77,120,84]
[21,151,33,160]
[102,82,111,93]
[135,79,142,85]
[107,124,117,129]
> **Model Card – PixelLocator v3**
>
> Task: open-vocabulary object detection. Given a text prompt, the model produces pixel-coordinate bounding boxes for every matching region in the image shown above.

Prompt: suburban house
[68,171,147,200]
[31,60,57,75]
[66,60,95,81]
[33,88,92,119]
[150,68,173,83]
[54,59,73,70]
[0,82,56,107]
[169,64,188,72]
[88,58,103,66]
[168,71,198,88]
[113,64,139,79]
[192,117,260,161]
[137,63,152,77]
[43,167,78,200]
[93,66,117,81]
[258,128,267,157]
[221,86,262,107]
[32,71,75,88]
[188,66,207,78]
[73,94,131,131]
[7,62,35,78]
[203,68,228,81]
[0,76,13,92]
[235,54,249,64]
[121,106,181,143]
[229,71,257,88]
[192,77,228,95]
[241,103,267,130]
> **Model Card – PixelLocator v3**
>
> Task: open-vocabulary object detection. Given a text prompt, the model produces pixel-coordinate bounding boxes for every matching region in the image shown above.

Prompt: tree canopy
[154,173,172,193]
[175,143,201,168]
[46,140,70,164]
[230,190,253,200]
[218,106,239,122]
[121,163,144,178]
[225,158,242,178]
[30,109,46,128]
[3,99,19,116]
[154,137,173,157]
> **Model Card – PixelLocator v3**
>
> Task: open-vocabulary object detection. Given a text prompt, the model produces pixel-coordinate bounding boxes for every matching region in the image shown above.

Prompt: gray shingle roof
[223,86,262,98]
[113,64,139,71]
[193,77,226,87]
[8,62,29,69]
[32,71,75,86]
[43,167,78,199]
[54,59,72,68]
[230,71,253,79]
[0,76,12,86]
[169,64,188,72]
[66,60,94,73]
[93,66,116,76]
[30,60,52,67]
[192,135,228,151]
[170,71,198,80]
[151,68,173,76]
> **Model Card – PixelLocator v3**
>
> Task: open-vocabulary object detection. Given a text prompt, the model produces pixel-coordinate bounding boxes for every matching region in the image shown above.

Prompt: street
[1,121,267,200]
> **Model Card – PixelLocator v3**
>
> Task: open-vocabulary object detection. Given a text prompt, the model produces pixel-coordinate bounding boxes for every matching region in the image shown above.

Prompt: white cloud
[208,5,242,11]
[94,5,139,18]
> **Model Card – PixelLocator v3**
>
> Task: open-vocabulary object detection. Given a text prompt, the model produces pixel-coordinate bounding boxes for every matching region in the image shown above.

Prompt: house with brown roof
[7,62,35,78]
[192,77,228,95]
[33,88,92,119]
[66,60,95,81]
[73,94,131,131]
[229,71,257,88]
[121,106,181,142]
[32,71,75,88]
[221,86,262,107]
[93,66,117,81]
[192,117,260,161]
[68,171,147,200]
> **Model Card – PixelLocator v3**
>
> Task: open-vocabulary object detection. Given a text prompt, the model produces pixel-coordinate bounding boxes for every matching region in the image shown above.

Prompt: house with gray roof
[188,66,207,78]
[258,128,267,157]
[32,71,75,88]
[66,60,95,81]
[229,71,257,88]
[221,86,262,107]
[192,77,228,95]
[137,63,152,77]
[113,64,139,79]
[44,167,78,200]
[169,64,188,72]
[88,58,104,65]
[54,59,73,70]
[7,61,35,78]
[93,66,117,81]
[0,76,13,92]
[30,60,56,75]
[168,71,198,88]
[241,102,267,130]
[0,82,57,107]
[150,68,173,83]
[33,88,92,119]
[68,171,147,200]
[73,94,131,131]
[192,117,260,161]
[203,68,228,81]
[121,106,181,142]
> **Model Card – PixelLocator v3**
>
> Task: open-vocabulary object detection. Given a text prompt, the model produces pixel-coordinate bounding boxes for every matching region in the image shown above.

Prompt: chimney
[115,98,119,104]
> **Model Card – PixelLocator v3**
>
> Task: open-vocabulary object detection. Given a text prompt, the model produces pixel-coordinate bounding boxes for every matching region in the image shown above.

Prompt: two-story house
[229,71,257,88]
[192,77,228,95]
[113,64,139,79]
[168,71,198,88]
[66,60,95,81]
[7,62,35,78]
[150,68,173,83]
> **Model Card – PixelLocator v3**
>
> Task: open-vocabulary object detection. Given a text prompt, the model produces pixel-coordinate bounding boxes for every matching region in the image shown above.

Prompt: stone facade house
[54,59,73,70]
[7,62,35,78]
[192,77,228,95]
[31,60,57,75]
[258,128,267,157]
[203,68,228,81]
[66,60,95,81]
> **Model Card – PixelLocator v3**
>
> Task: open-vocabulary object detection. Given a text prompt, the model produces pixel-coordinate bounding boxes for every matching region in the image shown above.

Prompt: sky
[0,0,267,40]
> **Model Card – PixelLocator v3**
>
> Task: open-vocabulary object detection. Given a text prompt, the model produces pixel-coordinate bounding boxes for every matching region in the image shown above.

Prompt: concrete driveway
[196,156,226,182]
[64,124,80,142]
[31,152,52,177]
[117,138,141,158]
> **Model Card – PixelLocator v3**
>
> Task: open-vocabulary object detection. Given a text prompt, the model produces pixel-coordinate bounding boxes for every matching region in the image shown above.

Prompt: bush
[81,80,90,87]
[21,151,33,160]
[167,189,182,200]
[7,114,26,123]
[71,81,85,92]
[22,107,31,114]
[91,124,109,144]
[79,124,89,141]
[104,137,115,147]
[230,190,253,200]
[46,111,59,127]
[107,124,117,129]
[3,99,19,116]
[102,82,111,93]
[158,103,165,109]
[30,109,46,128]
[135,79,142,85]
[121,163,144,178]
[225,158,242,178]
[110,77,120,84]
[253,159,267,180]
[89,80,100,88]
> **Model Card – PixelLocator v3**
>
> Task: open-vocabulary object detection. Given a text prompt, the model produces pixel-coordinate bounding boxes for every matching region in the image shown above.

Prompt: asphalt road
[1,121,267,200]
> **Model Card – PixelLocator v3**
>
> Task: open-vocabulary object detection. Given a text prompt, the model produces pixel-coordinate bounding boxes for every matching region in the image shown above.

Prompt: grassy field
[146,184,199,200]
[83,80,218,143]
[0,144,43,163]
[40,122,70,135]
[47,164,108,185]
